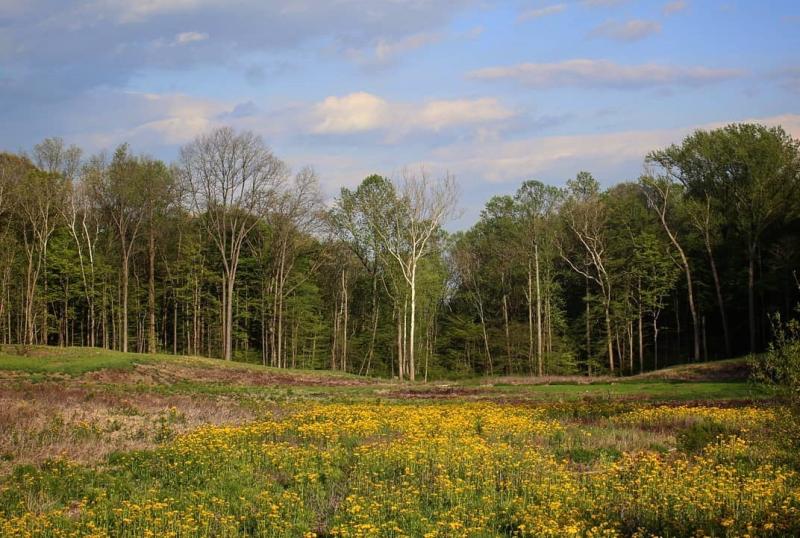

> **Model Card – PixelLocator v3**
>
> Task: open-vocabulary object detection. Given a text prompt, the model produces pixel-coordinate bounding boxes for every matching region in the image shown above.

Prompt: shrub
[676,421,732,453]
[750,312,800,404]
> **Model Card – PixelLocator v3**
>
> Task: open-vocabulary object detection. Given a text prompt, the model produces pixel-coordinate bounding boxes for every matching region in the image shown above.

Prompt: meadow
[0,347,797,537]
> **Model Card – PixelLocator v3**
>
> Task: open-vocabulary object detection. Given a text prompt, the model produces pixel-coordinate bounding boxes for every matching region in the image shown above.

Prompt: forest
[0,122,798,380]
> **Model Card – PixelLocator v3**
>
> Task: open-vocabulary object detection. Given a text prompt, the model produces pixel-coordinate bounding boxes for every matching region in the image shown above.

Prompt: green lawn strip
[0,347,147,375]
[477,380,770,401]
[0,345,377,382]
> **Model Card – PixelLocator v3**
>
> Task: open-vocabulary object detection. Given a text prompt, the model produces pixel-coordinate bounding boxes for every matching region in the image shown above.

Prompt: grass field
[0,347,796,537]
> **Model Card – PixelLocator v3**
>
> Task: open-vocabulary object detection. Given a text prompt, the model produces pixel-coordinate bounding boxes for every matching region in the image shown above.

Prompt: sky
[1,0,799,227]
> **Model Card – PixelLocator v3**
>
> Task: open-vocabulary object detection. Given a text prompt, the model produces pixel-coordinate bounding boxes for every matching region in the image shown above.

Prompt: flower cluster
[1,402,797,537]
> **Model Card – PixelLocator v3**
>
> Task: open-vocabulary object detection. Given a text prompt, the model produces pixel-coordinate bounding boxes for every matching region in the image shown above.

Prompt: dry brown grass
[86,361,381,387]
[480,375,616,385]
[0,381,255,476]
[634,359,750,382]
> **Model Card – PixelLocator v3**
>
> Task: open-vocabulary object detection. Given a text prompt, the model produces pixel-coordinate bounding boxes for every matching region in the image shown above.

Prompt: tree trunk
[172,295,178,355]
[535,245,543,376]
[527,260,534,376]
[585,277,591,376]
[340,268,348,372]
[638,312,644,374]
[224,271,236,361]
[41,249,48,345]
[628,320,634,374]
[653,314,660,370]
[705,235,731,357]
[747,245,757,353]
[121,253,129,353]
[478,301,492,376]
[361,272,379,376]
[605,306,614,373]
[653,188,700,361]
[24,252,36,345]
[502,292,511,374]
[276,243,287,367]
[396,304,403,380]
[332,305,339,370]
[147,226,157,354]
[702,315,708,361]
[409,267,416,381]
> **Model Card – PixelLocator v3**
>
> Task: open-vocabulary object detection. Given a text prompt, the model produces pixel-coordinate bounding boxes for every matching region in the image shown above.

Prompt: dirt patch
[86,362,379,388]
[0,381,255,476]
[483,375,616,386]
[633,398,770,408]
[380,385,485,399]
[635,360,751,382]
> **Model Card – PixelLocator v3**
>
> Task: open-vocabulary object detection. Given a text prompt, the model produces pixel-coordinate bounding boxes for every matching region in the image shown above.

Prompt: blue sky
[1,0,798,226]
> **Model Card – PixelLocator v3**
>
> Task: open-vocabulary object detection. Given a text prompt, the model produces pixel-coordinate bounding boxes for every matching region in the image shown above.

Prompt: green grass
[0,346,145,375]
[0,345,371,380]
[1,401,796,537]
[0,346,772,404]
[0,346,793,537]
[495,380,769,401]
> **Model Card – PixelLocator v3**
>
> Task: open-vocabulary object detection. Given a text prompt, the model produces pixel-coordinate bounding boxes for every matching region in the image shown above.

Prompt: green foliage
[676,421,733,453]
[0,346,142,375]
[750,311,800,403]
[1,121,799,380]
[0,398,796,537]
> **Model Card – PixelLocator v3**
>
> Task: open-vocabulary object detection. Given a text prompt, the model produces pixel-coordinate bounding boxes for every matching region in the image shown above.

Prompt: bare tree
[61,158,103,347]
[559,172,616,373]
[686,195,730,358]
[33,137,81,182]
[180,127,287,361]
[640,174,701,362]
[363,169,458,380]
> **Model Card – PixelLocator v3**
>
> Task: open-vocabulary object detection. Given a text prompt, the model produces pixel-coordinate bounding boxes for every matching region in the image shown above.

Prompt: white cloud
[73,91,229,151]
[173,31,209,45]
[417,98,514,130]
[590,19,661,41]
[312,92,514,137]
[49,90,514,156]
[4,0,478,101]
[374,33,440,64]
[663,0,688,15]
[469,59,743,89]
[517,4,567,22]
[341,31,442,68]
[132,93,222,143]
[426,114,800,184]
[313,92,390,134]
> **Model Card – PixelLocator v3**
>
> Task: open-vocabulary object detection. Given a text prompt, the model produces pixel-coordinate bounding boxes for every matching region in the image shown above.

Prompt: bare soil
[0,380,254,476]
[86,362,381,387]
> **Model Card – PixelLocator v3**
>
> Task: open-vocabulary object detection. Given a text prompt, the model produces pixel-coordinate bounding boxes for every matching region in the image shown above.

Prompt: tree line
[0,123,798,378]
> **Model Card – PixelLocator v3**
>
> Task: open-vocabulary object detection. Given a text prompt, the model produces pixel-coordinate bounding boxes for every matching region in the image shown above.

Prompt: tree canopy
[0,123,798,378]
